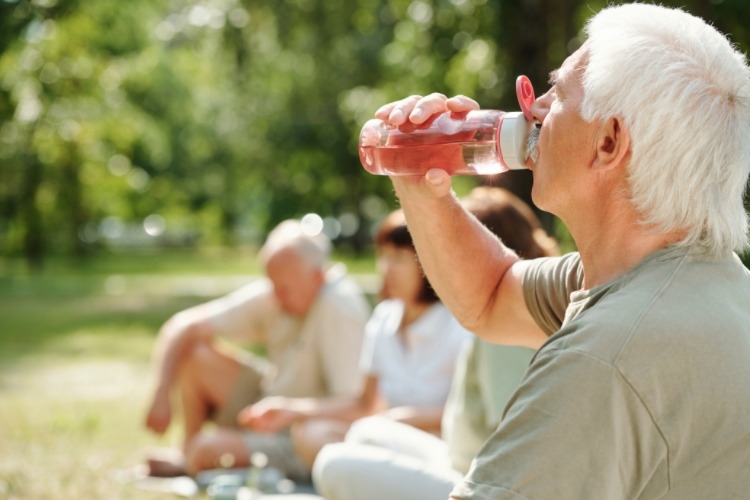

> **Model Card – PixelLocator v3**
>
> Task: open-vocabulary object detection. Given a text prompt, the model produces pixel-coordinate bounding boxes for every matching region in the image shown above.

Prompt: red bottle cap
[516,75,535,121]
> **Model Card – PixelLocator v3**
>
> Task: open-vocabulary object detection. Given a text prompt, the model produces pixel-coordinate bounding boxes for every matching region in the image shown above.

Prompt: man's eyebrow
[548,69,559,86]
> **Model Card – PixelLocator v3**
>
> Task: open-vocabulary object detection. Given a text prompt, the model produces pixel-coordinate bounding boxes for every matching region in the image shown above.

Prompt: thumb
[237,406,253,426]
[424,169,452,198]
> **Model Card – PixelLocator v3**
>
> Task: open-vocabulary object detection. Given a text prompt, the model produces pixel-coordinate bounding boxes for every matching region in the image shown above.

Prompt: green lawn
[0,248,375,499]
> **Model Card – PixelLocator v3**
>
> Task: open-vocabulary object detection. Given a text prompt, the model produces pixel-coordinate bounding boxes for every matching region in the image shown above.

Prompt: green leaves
[1,0,748,265]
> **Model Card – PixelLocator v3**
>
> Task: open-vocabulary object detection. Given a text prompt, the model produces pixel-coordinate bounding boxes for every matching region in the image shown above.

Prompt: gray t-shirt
[443,338,535,475]
[451,246,750,499]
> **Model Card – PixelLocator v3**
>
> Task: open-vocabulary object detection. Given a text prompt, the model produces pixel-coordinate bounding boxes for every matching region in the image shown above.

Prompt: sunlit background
[0,0,748,498]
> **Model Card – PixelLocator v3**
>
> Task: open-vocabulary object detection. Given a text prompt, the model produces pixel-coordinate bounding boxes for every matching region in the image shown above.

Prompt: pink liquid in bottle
[359,76,536,176]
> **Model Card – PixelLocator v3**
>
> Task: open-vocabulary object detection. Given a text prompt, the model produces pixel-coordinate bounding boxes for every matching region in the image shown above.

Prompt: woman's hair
[375,209,440,304]
[374,188,557,304]
[462,187,558,258]
[582,3,750,256]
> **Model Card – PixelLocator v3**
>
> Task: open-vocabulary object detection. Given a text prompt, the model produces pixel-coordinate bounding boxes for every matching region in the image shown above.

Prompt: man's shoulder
[321,263,363,290]
[617,248,750,324]
[315,264,371,316]
[210,277,274,313]
[551,255,750,392]
[548,249,750,361]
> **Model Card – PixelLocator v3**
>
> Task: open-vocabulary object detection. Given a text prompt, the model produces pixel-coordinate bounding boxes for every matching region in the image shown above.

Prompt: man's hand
[145,388,172,435]
[375,93,481,200]
[374,93,479,126]
[237,396,301,433]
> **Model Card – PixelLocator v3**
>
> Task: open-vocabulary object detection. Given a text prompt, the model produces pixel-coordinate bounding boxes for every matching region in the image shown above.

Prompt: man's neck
[566,204,686,290]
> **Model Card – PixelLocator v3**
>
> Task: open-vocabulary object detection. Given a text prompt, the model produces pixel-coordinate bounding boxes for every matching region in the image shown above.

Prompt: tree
[0,0,748,267]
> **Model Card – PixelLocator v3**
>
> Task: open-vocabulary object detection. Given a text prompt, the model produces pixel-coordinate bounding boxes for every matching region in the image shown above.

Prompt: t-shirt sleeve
[450,348,668,499]
[522,253,584,336]
[207,279,276,343]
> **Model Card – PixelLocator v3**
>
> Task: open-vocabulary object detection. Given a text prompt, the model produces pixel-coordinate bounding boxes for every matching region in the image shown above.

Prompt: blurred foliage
[0,0,749,268]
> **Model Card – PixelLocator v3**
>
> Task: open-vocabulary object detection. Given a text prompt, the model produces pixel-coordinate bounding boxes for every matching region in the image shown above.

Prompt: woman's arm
[237,375,386,432]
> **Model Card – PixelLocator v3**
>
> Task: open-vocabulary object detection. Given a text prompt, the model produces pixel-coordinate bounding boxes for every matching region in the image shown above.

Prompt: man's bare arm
[392,177,546,349]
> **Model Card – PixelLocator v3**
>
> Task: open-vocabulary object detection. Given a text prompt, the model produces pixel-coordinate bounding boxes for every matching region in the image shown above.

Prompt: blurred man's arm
[237,375,385,432]
[144,304,215,434]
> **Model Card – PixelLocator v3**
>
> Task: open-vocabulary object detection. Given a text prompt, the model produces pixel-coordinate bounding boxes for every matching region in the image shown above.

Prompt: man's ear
[593,116,630,171]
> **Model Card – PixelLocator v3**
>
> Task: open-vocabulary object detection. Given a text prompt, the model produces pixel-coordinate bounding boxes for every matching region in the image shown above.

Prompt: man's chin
[281,305,304,317]
[529,184,545,210]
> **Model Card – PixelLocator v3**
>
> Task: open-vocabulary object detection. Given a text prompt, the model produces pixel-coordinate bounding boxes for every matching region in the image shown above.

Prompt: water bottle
[359,76,536,176]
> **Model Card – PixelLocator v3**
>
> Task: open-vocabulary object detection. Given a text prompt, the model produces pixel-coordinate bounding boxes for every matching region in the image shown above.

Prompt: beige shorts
[240,428,310,481]
[213,361,311,481]
[212,359,265,428]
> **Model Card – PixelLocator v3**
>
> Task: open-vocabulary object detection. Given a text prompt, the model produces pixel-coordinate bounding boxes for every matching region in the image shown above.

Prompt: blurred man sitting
[143,219,370,482]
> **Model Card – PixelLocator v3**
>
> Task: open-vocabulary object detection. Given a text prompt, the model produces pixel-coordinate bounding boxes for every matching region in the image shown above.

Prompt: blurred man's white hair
[260,219,332,270]
[582,3,750,256]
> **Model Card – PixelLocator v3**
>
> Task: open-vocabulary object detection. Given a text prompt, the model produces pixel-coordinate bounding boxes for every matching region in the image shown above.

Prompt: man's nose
[529,90,552,123]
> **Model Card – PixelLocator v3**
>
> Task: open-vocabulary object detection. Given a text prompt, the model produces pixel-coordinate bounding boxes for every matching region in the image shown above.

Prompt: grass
[0,248,375,499]
[4,241,745,499]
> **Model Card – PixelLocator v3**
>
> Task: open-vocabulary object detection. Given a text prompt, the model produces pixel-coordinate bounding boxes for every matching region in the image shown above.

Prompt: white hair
[581,3,750,256]
[259,219,332,270]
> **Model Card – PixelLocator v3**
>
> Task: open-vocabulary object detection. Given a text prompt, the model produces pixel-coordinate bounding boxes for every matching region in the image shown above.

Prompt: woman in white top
[237,209,470,474]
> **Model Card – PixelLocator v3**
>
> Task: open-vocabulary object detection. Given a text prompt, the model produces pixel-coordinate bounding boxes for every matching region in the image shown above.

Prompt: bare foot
[145,447,187,477]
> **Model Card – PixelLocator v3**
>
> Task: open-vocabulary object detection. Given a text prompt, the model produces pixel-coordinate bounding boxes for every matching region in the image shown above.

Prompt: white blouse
[359,300,472,408]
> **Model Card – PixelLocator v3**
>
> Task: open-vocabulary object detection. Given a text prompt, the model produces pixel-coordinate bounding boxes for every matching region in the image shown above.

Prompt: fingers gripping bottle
[359,76,536,176]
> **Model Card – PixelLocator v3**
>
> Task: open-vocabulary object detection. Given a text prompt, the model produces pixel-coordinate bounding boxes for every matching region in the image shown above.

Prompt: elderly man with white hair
[143,219,370,482]
[367,3,750,499]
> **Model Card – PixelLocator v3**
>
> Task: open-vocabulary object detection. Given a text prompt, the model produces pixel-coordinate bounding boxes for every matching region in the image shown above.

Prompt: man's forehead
[549,46,588,87]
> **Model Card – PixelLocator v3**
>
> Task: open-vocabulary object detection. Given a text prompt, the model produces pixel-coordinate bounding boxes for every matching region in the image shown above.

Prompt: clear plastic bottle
[359,75,536,176]
[359,110,533,176]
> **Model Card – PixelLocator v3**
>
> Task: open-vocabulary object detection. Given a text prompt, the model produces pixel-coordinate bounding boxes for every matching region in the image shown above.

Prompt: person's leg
[179,340,246,447]
[290,418,350,470]
[184,427,252,475]
[312,441,463,500]
[146,341,264,477]
[345,415,452,467]
[186,428,312,481]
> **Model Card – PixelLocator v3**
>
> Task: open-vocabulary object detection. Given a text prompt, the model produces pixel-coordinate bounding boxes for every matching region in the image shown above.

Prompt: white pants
[312,416,464,500]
